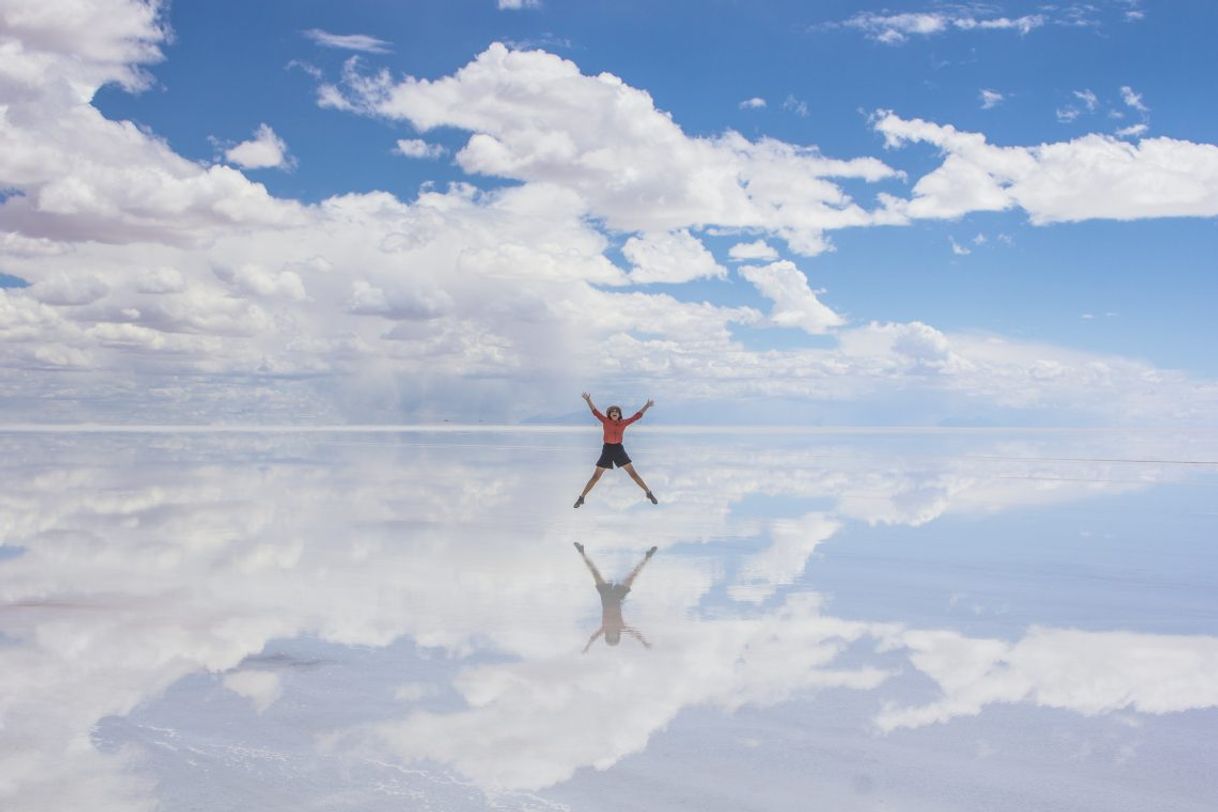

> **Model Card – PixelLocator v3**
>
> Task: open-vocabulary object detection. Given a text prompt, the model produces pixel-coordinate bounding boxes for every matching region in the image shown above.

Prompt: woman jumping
[573,392,658,508]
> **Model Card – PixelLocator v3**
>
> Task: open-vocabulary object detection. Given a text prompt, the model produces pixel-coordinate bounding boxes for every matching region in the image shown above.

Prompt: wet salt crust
[2,428,1216,811]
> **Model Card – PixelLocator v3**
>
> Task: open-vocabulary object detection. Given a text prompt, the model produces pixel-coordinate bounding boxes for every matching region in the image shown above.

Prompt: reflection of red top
[593,409,642,444]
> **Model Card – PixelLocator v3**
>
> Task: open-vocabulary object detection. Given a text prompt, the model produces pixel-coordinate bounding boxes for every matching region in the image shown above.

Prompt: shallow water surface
[2,429,1217,811]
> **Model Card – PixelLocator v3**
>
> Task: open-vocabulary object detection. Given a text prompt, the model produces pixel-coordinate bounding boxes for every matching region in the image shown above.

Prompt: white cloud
[739,260,844,334]
[1,12,1217,427]
[224,124,294,170]
[979,89,1003,109]
[28,272,109,306]
[874,111,1218,223]
[0,5,304,245]
[1116,123,1149,138]
[136,267,185,294]
[1074,89,1099,111]
[1120,85,1149,112]
[1057,90,1100,126]
[727,240,778,262]
[318,45,899,256]
[303,28,392,54]
[286,59,323,80]
[497,0,541,9]
[213,262,307,302]
[394,682,438,702]
[739,96,766,110]
[622,229,727,284]
[949,237,970,255]
[394,138,447,159]
[842,11,1044,44]
[0,0,167,96]
[782,94,809,117]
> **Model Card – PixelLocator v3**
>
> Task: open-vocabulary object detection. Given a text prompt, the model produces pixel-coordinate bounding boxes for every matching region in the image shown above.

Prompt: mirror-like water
[2,429,1216,811]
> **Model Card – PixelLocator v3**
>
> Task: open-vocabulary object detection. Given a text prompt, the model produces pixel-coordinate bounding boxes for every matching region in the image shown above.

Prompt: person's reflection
[574,542,657,651]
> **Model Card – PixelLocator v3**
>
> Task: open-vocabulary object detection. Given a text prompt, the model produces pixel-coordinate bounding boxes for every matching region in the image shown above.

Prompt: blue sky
[2,0,1217,423]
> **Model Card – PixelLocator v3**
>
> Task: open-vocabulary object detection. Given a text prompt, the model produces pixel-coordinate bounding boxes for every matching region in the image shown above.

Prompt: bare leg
[622,463,651,494]
[580,467,606,499]
[574,543,607,586]
[622,546,657,589]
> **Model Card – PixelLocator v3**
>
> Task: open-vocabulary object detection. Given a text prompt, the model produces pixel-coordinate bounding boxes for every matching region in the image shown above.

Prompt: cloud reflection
[0,430,1215,806]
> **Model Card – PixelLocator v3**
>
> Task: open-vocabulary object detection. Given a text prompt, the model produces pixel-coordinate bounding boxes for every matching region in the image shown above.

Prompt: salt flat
[1,429,1216,811]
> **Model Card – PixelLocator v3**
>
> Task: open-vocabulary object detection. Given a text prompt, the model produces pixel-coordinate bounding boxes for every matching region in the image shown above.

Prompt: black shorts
[597,582,631,601]
[596,443,632,469]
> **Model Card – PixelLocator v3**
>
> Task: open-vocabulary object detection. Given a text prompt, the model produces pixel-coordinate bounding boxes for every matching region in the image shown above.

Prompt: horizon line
[1,424,1216,434]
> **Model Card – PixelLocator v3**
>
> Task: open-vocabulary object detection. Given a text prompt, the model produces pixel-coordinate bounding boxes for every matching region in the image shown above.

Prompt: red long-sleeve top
[593,408,643,444]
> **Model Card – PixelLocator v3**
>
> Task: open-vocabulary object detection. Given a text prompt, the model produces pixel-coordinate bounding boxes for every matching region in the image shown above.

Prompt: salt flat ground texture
[1,429,1216,811]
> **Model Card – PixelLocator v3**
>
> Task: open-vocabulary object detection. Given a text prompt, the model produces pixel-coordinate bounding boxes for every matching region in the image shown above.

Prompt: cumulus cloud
[874,111,1218,223]
[394,138,446,159]
[738,260,844,334]
[0,0,168,95]
[739,96,766,109]
[224,124,294,170]
[2,9,1218,427]
[727,240,778,262]
[302,28,392,54]
[622,229,727,284]
[0,2,304,245]
[316,44,900,254]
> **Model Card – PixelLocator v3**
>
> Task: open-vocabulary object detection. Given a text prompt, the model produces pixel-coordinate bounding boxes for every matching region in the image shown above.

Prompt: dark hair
[607,405,623,418]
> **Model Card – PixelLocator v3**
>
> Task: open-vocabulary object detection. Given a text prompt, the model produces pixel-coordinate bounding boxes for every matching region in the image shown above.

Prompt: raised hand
[581,392,592,401]
[644,398,655,410]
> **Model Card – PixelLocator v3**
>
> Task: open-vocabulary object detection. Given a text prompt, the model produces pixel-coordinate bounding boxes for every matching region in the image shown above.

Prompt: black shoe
[574,542,584,553]
[573,496,584,509]
[646,491,658,505]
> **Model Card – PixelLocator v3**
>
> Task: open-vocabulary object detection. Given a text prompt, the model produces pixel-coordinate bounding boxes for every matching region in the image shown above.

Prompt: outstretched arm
[581,392,604,420]
[622,398,654,426]
[625,627,652,649]
[583,627,605,653]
